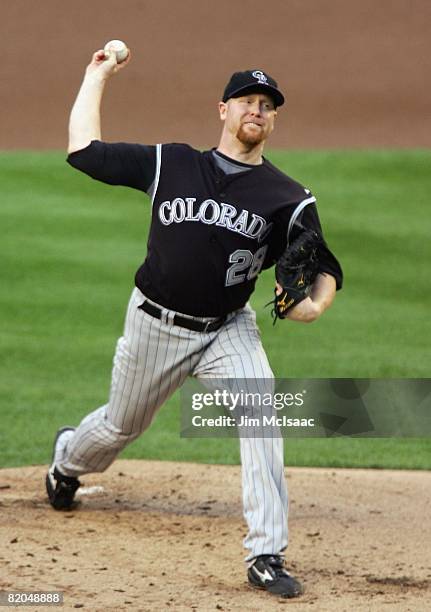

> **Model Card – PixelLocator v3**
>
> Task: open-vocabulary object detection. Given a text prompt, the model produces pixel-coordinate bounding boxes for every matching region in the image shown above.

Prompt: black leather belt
[138,300,226,333]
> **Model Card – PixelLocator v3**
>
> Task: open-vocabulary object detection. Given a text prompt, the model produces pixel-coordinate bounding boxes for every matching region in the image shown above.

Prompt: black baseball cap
[222,70,285,107]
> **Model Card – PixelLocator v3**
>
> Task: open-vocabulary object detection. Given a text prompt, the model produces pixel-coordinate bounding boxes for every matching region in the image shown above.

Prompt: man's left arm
[274,202,343,323]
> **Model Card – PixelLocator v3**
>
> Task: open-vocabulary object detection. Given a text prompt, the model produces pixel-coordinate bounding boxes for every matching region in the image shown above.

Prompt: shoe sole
[248,572,303,599]
[248,581,303,599]
[46,427,76,510]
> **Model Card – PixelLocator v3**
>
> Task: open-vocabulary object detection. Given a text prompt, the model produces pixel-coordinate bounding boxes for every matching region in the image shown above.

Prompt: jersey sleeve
[299,205,343,289]
[67,140,157,193]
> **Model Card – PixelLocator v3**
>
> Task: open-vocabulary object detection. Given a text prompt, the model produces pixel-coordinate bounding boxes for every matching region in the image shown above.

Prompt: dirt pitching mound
[3,1,431,149]
[0,461,430,611]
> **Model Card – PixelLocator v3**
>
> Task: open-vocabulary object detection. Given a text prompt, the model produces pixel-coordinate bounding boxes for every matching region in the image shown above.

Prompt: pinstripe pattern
[194,303,287,559]
[58,289,288,560]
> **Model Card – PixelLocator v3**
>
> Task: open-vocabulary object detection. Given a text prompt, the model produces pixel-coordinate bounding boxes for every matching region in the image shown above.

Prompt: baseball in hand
[104,39,129,63]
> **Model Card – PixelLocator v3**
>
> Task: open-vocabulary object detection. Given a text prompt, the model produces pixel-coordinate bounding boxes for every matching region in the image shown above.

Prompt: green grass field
[1,150,430,469]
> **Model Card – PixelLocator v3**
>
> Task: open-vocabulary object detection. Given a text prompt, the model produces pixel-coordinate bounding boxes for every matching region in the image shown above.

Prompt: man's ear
[219,101,227,121]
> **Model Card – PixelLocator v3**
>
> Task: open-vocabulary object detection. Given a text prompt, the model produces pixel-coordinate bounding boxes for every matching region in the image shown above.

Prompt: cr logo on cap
[252,70,268,84]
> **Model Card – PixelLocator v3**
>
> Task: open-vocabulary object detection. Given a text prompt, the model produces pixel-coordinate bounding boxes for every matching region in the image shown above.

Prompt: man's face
[219,93,277,146]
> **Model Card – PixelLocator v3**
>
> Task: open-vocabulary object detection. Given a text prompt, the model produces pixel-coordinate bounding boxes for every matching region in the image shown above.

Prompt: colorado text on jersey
[158,197,272,242]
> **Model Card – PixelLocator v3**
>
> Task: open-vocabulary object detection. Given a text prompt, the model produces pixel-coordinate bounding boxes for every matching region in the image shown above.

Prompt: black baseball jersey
[68,141,343,317]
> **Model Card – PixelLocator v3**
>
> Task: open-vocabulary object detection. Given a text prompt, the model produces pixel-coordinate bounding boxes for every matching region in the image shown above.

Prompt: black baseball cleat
[46,427,81,510]
[247,554,304,598]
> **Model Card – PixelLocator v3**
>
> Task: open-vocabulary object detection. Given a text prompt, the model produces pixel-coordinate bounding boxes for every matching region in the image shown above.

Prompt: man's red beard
[236,123,265,146]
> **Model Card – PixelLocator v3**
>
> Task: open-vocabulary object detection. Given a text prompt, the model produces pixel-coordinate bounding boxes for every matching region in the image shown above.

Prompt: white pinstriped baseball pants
[59,287,288,560]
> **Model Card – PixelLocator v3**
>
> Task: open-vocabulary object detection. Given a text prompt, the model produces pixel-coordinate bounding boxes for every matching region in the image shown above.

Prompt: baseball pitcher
[46,46,343,599]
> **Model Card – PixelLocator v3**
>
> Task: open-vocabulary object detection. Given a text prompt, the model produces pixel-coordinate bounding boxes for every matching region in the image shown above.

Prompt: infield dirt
[0,461,430,611]
[2,0,431,150]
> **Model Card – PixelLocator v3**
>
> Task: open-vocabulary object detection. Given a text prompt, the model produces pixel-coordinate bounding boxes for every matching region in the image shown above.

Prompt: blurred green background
[1,150,430,469]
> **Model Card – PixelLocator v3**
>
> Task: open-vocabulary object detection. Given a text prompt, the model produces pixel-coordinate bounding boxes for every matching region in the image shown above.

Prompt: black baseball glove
[269,228,322,323]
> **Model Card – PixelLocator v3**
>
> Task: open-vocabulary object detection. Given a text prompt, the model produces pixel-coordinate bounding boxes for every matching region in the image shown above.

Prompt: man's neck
[216,138,265,166]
